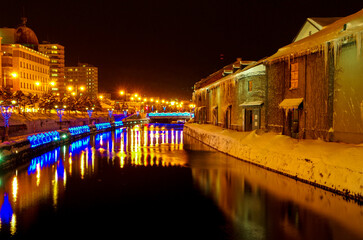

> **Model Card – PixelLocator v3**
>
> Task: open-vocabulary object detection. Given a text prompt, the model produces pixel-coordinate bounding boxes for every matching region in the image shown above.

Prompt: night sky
[1,0,362,100]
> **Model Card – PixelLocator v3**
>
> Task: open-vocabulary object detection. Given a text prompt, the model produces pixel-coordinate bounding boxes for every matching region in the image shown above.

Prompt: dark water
[0,124,362,239]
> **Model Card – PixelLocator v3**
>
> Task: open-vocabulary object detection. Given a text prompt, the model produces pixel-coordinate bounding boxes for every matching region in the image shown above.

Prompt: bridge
[147,112,194,123]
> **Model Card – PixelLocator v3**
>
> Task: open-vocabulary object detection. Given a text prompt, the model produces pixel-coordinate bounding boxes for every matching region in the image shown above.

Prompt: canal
[0,124,362,239]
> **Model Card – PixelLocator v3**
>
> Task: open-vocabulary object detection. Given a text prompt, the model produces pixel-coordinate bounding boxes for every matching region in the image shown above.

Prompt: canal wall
[184,123,363,201]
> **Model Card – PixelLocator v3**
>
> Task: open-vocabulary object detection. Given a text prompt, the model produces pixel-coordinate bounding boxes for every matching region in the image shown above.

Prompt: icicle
[287,56,291,69]
[356,31,362,59]
[333,39,338,67]
[324,42,329,73]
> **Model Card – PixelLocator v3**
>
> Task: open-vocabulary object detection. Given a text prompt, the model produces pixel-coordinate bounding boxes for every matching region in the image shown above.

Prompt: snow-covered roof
[293,17,342,42]
[309,17,342,29]
[265,9,363,63]
[194,58,255,90]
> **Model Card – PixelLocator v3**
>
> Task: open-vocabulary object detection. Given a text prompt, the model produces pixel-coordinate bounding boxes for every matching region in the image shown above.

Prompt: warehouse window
[290,62,298,89]
[248,81,252,92]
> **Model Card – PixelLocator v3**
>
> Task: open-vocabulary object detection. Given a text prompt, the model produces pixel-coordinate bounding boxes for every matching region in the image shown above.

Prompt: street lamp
[108,109,113,121]
[10,72,18,78]
[56,108,65,129]
[1,106,13,141]
[3,72,18,89]
[86,108,93,124]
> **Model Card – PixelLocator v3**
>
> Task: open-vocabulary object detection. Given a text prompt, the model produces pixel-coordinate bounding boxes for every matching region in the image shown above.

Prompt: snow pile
[184,123,363,199]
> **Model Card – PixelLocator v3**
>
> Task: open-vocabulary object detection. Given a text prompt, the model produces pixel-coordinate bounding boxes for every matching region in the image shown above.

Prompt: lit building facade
[0,18,50,95]
[38,43,65,95]
[2,44,50,94]
[65,63,98,98]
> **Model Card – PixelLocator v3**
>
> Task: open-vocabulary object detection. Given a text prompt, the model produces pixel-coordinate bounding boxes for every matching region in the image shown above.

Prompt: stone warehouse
[193,9,363,144]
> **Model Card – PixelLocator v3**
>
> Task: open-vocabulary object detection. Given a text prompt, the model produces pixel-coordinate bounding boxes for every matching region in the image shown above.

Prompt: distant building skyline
[0,17,98,97]
[65,63,98,99]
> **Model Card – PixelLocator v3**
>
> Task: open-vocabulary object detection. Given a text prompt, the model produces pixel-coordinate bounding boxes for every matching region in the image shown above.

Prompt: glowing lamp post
[56,108,65,129]
[87,108,93,124]
[108,109,113,121]
[1,106,14,141]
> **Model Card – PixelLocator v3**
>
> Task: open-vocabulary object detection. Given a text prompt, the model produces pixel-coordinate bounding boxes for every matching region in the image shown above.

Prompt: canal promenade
[2,112,109,141]
[184,123,363,201]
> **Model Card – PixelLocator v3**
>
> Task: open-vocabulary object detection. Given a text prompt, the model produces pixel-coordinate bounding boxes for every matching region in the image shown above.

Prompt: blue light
[68,125,90,136]
[27,131,60,148]
[95,132,112,148]
[87,109,93,118]
[0,106,13,128]
[0,193,13,224]
[57,158,65,179]
[27,147,60,174]
[115,127,125,138]
[70,137,90,154]
[95,123,111,131]
[147,112,191,117]
[114,121,124,127]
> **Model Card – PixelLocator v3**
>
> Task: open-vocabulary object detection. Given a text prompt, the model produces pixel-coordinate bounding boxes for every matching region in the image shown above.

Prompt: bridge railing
[147,112,193,118]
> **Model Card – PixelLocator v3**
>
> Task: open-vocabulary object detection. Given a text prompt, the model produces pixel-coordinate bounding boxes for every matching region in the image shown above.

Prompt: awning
[239,100,264,107]
[279,98,303,110]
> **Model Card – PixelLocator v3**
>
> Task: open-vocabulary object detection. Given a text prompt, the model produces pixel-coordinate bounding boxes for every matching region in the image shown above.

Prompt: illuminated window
[290,62,298,89]
[248,81,252,92]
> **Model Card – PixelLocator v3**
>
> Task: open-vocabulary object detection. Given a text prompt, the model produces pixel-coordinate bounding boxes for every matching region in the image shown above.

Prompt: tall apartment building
[0,18,50,95]
[39,42,65,95]
[65,63,98,99]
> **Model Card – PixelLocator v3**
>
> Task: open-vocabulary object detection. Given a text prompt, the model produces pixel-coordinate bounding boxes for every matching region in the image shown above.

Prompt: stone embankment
[184,123,363,202]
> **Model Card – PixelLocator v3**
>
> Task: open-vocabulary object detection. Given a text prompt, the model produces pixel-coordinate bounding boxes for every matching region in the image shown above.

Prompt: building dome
[15,18,39,50]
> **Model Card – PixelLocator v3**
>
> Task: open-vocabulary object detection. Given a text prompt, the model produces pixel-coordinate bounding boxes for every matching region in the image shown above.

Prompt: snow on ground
[184,123,363,199]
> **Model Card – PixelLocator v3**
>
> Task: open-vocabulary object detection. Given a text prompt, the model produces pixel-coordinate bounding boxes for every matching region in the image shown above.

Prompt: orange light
[10,72,18,78]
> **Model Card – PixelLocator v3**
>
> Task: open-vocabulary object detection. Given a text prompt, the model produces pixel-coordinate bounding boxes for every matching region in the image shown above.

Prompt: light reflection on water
[184,135,363,240]
[0,124,185,237]
[0,124,361,239]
